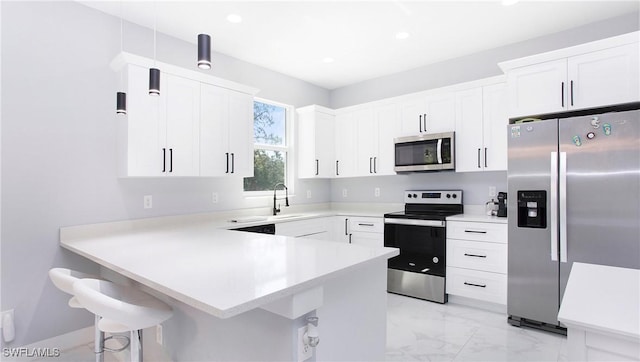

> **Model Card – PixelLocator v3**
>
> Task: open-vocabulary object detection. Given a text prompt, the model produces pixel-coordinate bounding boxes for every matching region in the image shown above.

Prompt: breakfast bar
[60,217,398,361]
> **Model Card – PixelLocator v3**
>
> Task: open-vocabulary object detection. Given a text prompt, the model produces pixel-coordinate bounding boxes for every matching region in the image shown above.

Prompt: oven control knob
[446,194,451,198]
[452,194,457,199]
[412,193,418,198]
[407,194,412,198]
[433,257,439,264]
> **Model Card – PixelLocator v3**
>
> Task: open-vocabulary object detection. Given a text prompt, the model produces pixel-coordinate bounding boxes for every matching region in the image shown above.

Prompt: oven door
[383,218,446,277]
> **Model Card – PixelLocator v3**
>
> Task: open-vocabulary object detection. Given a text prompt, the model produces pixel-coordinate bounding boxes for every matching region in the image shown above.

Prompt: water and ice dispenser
[517,191,547,228]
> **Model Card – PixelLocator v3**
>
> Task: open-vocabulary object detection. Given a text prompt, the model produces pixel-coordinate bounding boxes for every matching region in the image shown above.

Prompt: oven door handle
[384,218,445,227]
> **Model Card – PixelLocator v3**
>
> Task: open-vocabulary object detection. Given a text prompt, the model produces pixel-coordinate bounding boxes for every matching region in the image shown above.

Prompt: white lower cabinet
[275,217,332,239]
[446,220,508,305]
[349,217,384,247]
[333,216,351,243]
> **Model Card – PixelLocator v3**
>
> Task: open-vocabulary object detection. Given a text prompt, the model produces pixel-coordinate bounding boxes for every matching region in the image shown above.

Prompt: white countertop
[60,221,398,319]
[558,262,640,339]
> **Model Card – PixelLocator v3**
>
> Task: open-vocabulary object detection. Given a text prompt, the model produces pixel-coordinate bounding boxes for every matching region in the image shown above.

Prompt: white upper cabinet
[455,82,508,173]
[113,53,258,178]
[297,106,335,178]
[502,35,639,118]
[334,112,357,178]
[121,64,200,177]
[373,103,399,175]
[399,92,455,136]
[200,85,254,177]
[354,107,377,176]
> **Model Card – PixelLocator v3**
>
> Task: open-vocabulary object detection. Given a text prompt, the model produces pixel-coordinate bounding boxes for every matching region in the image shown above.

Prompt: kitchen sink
[270,214,306,220]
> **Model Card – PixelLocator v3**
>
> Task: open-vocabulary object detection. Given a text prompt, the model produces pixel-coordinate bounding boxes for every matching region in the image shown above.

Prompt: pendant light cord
[120,1,124,86]
[153,1,157,66]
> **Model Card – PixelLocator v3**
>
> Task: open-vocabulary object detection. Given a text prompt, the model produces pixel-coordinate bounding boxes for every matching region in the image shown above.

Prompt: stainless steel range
[384,190,463,303]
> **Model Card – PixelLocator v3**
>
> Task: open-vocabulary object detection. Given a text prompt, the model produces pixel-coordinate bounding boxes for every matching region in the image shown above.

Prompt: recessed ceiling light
[322,57,334,63]
[395,32,410,40]
[501,0,519,6]
[227,14,242,23]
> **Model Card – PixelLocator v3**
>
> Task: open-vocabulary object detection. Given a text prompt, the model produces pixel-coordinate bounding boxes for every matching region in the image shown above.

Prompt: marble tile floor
[34,293,566,362]
[386,293,567,362]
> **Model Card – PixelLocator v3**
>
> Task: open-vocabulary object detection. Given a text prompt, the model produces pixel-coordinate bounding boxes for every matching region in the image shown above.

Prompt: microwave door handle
[437,138,443,164]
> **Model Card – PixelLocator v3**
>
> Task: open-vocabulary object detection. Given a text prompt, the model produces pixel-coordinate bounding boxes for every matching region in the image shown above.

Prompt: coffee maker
[497,192,507,218]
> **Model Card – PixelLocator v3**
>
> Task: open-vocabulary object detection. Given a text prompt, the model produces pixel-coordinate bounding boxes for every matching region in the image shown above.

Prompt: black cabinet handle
[570,80,574,106]
[348,234,352,244]
[369,157,373,173]
[477,148,481,168]
[231,153,235,173]
[561,82,565,108]
[344,218,349,235]
[423,114,427,132]
[464,253,487,258]
[464,282,486,288]
[336,160,339,176]
[162,148,166,172]
[358,223,375,227]
[315,159,319,176]
[225,153,229,174]
[484,148,488,168]
[419,114,422,133]
[373,157,377,173]
[465,230,487,234]
[169,148,173,173]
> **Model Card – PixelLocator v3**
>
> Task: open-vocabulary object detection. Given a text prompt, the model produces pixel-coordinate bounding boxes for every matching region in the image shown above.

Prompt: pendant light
[149,1,160,96]
[197,34,211,69]
[116,2,127,114]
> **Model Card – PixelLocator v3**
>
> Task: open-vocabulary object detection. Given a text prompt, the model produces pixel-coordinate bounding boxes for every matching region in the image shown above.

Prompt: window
[243,99,293,193]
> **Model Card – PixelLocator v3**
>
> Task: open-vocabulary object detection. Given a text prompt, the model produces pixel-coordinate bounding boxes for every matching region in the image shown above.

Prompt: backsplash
[330,171,507,206]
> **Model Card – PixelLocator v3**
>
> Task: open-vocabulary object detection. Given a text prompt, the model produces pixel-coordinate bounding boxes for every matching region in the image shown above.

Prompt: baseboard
[20,326,93,352]
[448,295,507,314]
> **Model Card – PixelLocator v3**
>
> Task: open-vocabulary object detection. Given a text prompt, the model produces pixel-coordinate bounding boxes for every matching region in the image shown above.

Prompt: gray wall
[330,12,640,108]
[0,1,330,346]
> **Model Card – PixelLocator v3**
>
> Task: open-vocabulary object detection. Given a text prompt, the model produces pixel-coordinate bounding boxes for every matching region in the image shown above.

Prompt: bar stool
[73,278,173,362]
[49,268,117,362]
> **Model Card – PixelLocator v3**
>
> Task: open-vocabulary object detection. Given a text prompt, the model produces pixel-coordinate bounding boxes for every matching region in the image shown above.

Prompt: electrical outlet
[297,325,312,362]
[489,186,497,197]
[212,192,219,204]
[306,190,311,199]
[374,187,380,197]
[143,195,153,209]
[156,324,163,345]
[342,189,348,198]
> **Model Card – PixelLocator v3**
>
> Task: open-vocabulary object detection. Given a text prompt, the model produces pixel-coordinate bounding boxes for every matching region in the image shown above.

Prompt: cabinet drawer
[447,221,507,243]
[446,239,507,274]
[349,217,383,233]
[276,218,330,238]
[446,267,507,305]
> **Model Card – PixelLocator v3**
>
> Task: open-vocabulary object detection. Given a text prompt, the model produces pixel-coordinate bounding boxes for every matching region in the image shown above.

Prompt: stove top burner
[385,189,464,220]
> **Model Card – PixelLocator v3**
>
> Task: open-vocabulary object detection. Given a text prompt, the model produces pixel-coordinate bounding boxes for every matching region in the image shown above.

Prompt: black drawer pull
[464,282,486,288]
[464,253,487,258]
[464,230,487,234]
[358,223,375,227]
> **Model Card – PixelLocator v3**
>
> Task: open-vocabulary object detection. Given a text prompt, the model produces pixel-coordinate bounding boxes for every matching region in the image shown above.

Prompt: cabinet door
[399,94,425,136]
[424,92,455,133]
[507,59,567,117]
[315,111,335,177]
[125,65,165,176]
[165,74,200,176]
[373,103,399,175]
[200,84,230,177]
[568,43,639,109]
[350,232,384,248]
[355,108,377,176]
[333,216,351,243]
[482,83,508,171]
[228,90,254,177]
[296,109,317,178]
[334,112,357,177]
[454,87,484,172]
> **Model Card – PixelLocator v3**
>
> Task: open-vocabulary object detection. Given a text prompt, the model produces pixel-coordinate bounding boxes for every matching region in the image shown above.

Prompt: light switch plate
[342,189,348,197]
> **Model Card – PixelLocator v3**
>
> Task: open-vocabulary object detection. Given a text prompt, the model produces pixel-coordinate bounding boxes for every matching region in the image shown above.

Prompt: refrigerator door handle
[559,152,568,263]
[550,152,559,262]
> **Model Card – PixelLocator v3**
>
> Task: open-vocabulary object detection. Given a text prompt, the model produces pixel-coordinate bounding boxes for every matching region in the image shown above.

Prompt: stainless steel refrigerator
[507,109,640,332]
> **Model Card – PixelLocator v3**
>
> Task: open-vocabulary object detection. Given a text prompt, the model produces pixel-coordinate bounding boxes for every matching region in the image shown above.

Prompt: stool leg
[130,329,143,362]
[94,315,104,362]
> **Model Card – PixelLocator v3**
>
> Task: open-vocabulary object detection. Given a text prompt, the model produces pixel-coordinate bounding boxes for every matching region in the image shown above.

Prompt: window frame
[242,97,295,198]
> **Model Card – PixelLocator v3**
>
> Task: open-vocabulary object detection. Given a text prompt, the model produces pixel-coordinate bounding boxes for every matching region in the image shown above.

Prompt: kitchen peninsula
[60,215,398,361]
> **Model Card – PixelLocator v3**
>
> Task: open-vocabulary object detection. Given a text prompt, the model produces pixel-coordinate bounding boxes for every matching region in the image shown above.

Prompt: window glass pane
[243,150,286,192]
[253,101,286,146]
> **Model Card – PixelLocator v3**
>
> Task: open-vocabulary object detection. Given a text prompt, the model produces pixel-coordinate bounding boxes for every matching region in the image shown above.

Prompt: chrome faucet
[273,183,289,215]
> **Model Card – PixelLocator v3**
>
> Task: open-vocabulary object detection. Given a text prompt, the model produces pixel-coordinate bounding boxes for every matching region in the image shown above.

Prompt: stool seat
[48,268,99,308]
[73,279,173,332]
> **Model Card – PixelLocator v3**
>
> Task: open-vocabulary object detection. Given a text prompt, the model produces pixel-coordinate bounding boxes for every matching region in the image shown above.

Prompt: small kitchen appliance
[384,190,463,303]
[393,132,455,172]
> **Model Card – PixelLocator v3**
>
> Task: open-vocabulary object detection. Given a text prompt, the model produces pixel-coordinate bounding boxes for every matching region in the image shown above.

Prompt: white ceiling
[78,1,639,90]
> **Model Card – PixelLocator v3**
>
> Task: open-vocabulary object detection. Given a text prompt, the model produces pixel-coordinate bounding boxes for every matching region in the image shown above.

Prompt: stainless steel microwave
[394,132,455,172]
